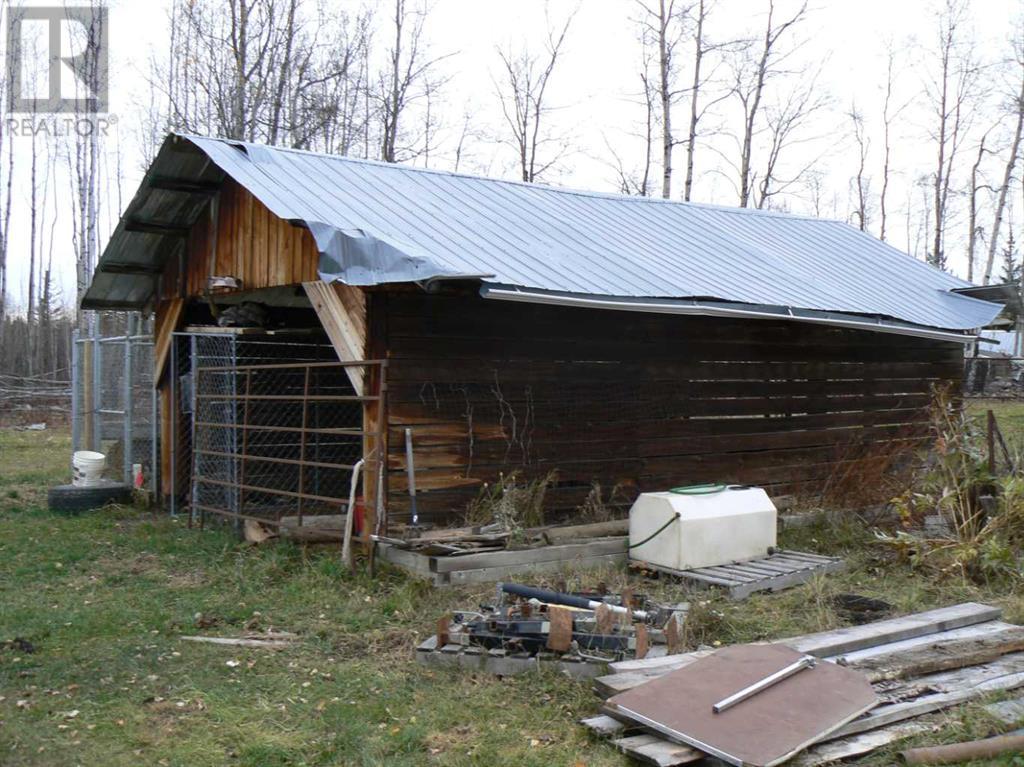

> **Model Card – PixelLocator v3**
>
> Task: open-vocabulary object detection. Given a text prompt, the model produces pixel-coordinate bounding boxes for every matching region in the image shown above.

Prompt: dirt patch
[332,626,416,660]
[424,724,476,758]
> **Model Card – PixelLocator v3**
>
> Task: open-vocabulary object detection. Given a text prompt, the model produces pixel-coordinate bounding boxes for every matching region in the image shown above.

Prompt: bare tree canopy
[729,0,810,208]
[982,20,1024,284]
[494,6,576,183]
[924,0,981,270]
[148,0,375,155]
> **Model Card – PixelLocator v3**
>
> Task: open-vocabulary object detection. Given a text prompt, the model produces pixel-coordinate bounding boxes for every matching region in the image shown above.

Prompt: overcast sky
[1,0,1017,311]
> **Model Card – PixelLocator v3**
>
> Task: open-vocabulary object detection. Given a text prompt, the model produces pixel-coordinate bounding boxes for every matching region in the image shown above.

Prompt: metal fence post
[123,314,134,485]
[190,334,199,527]
[71,330,81,455]
[170,337,178,518]
[92,334,103,453]
[151,353,159,498]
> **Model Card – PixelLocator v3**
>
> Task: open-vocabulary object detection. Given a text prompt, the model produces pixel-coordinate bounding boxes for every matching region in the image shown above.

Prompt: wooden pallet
[629,550,844,600]
[415,634,617,679]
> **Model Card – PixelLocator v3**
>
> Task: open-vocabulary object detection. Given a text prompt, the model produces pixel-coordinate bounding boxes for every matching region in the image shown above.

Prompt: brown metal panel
[607,644,878,767]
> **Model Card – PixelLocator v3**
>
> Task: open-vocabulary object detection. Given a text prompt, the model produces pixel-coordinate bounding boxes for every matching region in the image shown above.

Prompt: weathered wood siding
[160,178,320,301]
[382,292,961,526]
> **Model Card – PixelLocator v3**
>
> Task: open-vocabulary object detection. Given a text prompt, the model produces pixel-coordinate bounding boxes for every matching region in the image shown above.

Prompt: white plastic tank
[628,484,777,570]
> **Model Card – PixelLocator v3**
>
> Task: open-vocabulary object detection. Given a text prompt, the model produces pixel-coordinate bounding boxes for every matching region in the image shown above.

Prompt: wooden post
[362,291,389,557]
[987,409,996,475]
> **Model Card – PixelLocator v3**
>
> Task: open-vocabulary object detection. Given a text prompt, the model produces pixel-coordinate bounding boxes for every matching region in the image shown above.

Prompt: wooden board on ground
[629,550,844,600]
[607,644,878,767]
[985,696,1024,726]
[607,602,1002,678]
[792,721,933,766]
[608,734,703,766]
[377,538,628,586]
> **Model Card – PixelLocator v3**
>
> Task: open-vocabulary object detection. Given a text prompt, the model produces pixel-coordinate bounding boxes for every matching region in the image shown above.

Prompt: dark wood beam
[123,219,189,237]
[149,176,221,195]
[100,262,164,275]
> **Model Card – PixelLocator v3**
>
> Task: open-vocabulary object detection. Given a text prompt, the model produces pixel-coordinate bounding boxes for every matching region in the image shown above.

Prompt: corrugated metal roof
[979,330,1020,356]
[84,133,1002,334]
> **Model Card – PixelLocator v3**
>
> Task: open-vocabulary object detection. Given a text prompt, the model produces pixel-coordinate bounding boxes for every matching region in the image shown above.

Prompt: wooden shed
[83,134,1003,535]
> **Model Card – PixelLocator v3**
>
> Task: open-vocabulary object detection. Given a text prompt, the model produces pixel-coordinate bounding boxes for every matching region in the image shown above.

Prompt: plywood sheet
[303,280,366,394]
[607,644,877,767]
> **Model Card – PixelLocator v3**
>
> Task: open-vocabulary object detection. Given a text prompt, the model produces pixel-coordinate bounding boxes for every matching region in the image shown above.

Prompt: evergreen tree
[999,231,1020,287]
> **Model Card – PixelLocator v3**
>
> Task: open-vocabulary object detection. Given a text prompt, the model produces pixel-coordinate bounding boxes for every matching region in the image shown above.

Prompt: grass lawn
[972,399,1024,455]
[2,425,1023,766]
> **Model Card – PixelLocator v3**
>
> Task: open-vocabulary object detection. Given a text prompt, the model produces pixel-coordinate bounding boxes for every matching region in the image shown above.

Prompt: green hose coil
[669,483,728,495]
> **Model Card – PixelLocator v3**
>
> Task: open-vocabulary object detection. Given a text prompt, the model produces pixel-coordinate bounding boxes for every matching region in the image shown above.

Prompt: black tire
[47,482,133,515]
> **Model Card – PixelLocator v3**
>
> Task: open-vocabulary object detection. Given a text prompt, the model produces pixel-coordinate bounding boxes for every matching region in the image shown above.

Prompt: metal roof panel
[83,134,1003,333]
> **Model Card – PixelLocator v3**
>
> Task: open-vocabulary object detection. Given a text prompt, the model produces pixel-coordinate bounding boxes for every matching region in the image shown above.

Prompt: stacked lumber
[375,519,632,585]
[384,524,512,555]
[583,603,1024,766]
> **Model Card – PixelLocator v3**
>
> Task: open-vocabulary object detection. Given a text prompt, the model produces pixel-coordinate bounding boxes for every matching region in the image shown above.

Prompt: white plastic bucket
[72,451,106,487]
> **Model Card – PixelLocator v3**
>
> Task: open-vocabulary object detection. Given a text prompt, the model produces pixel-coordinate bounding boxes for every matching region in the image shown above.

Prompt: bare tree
[879,45,907,242]
[753,70,829,209]
[495,7,576,182]
[729,0,809,207]
[983,25,1024,284]
[603,34,658,196]
[149,0,374,157]
[680,0,739,201]
[634,0,689,198]
[0,2,16,345]
[966,130,993,282]
[62,3,107,312]
[924,0,980,270]
[377,0,448,163]
[848,103,870,231]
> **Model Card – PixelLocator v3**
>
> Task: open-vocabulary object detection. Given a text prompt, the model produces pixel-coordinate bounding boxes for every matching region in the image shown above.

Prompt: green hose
[629,483,729,549]
[628,512,680,548]
[669,483,728,495]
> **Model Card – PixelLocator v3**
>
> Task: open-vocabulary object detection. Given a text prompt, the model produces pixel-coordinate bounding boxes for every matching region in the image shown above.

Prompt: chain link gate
[168,330,385,531]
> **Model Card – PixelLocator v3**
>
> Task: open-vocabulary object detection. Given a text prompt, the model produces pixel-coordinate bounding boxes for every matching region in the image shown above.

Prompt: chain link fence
[169,331,381,529]
[71,314,157,489]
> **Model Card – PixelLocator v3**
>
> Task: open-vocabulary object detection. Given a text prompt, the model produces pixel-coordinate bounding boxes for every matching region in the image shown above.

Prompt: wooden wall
[160,178,320,302]
[154,178,323,502]
[381,291,962,526]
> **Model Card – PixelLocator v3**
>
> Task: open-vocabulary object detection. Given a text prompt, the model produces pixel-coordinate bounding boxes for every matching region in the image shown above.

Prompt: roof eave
[480,285,981,344]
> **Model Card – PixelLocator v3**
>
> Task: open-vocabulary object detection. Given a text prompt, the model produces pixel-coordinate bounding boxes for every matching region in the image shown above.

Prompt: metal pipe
[71,330,81,455]
[712,655,816,714]
[341,458,365,570]
[92,334,103,452]
[500,583,649,621]
[123,314,134,485]
[405,428,418,526]
[151,345,159,497]
[170,338,177,517]
[900,730,1024,765]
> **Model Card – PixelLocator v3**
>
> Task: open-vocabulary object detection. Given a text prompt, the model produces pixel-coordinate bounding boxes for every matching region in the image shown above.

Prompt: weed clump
[464,470,557,541]
[878,387,1024,584]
